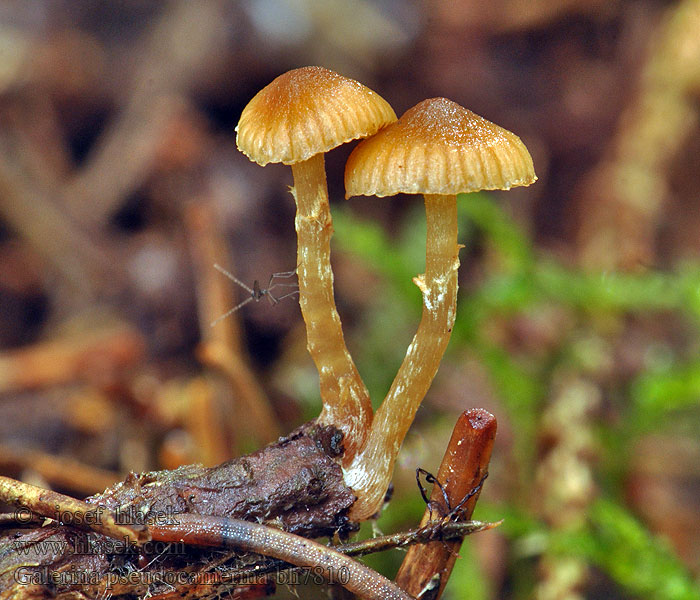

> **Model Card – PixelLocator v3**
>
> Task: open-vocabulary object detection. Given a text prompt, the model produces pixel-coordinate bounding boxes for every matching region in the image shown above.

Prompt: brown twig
[151,514,413,600]
[336,519,499,558]
[64,0,228,227]
[0,444,119,496]
[0,128,117,296]
[185,201,281,446]
[394,409,497,599]
[183,376,232,466]
[0,321,145,394]
[0,476,148,544]
[185,202,246,354]
[194,519,500,586]
[197,341,283,447]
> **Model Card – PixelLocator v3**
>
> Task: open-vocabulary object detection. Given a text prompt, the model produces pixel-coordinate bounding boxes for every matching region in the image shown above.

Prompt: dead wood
[0,421,354,599]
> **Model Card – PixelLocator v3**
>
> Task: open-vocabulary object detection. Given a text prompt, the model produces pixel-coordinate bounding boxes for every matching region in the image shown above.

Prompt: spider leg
[264,268,298,293]
[214,263,255,295]
[447,472,489,520]
[210,296,254,326]
[212,264,298,313]
[269,267,299,280]
[416,468,452,518]
[416,468,432,506]
[263,268,298,305]
[266,268,299,304]
[266,288,300,305]
[267,281,298,294]
[273,289,300,303]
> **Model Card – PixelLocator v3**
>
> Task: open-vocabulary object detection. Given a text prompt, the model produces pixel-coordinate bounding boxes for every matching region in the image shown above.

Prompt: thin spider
[211,263,299,326]
[415,468,489,522]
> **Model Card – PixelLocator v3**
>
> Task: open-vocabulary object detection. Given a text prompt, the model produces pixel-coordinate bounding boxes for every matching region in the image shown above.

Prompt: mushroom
[343,97,536,519]
[236,66,397,461]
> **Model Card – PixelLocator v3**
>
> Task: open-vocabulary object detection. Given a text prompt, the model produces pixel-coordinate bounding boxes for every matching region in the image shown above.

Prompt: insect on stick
[395,409,497,599]
[211,263,299,326]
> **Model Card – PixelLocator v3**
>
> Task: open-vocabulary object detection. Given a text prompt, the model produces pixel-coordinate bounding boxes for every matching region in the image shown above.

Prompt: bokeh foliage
[333,194,700,599]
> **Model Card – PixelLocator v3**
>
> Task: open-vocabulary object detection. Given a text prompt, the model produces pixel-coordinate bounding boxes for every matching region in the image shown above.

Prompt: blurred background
[1,1,699,598]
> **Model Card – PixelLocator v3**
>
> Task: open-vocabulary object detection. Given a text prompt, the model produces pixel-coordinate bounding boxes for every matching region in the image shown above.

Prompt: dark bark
[0,421,356,599]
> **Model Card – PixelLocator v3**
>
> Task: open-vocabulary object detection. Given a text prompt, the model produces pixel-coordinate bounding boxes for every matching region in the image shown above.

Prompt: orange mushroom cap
[236,66,397,166]
[345,97,536,198]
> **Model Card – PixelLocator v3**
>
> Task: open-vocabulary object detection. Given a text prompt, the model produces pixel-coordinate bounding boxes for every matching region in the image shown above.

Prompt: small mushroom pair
[236,66,535,520]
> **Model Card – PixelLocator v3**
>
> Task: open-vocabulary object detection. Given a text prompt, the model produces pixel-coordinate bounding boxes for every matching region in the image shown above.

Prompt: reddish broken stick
[395,408,497,599]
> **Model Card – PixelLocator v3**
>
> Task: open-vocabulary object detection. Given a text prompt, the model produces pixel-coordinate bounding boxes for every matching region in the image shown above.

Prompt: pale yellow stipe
[291,154,372,459]
[344,98,536,519]
[235,67,397,464]
[344,195,459,519]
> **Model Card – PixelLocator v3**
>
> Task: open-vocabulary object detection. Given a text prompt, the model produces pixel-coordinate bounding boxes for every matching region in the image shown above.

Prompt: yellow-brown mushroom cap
[236,66,397,166]
[345,97,536,198]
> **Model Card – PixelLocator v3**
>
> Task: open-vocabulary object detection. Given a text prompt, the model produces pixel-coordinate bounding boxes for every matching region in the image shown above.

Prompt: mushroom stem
[344,194,459,520]
[290,153,372,462]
